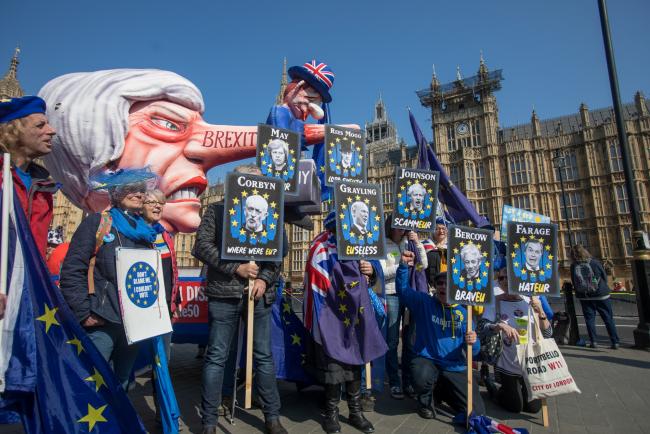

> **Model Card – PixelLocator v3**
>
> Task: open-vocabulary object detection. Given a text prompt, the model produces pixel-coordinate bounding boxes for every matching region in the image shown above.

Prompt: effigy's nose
[184,121,258,171]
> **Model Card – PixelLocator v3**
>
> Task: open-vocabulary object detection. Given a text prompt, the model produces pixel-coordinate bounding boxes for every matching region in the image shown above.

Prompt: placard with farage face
[506,221,559,297]
[391,167,439,232]
[221,172,285,261]
[256,124,300,194]
[446,224,494,306]
[333,180,385,260]
[325,124,366,186]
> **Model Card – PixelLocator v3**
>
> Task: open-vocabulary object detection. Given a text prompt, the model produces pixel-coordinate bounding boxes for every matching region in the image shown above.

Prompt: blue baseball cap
[0,96,47,124]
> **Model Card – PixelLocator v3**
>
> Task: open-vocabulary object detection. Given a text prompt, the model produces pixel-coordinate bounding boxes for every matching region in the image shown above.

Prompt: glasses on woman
[143,200,165,207]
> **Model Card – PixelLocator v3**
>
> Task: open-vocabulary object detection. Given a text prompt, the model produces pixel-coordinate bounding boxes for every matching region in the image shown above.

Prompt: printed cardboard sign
[221,172,284,261]
[324,124,366,186]
[116,247,172,344]
[447,225,494,306]
[256,124,300,194]
[333,180,385,260]
[506,222,559,296]
[391,168,439,232]
[500,205,551,242]
[173,278,208,324]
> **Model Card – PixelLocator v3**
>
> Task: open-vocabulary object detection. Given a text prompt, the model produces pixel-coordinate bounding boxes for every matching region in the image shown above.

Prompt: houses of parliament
[3,49,649,290]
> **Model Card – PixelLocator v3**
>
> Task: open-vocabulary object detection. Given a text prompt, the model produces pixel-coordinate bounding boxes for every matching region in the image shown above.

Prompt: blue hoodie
[396,264,479,372]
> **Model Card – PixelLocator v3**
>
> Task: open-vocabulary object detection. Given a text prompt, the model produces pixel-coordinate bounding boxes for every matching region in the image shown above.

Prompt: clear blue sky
[2,0,648,184]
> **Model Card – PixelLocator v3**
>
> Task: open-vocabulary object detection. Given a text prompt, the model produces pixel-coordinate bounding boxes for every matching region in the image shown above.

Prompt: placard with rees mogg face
[256,124,300,194]
[391,167,440,232]
[333,180,385,260]
[506,221,559,297]
[221,172,284,261]
[325,124,366,186]
[447,224,494,306]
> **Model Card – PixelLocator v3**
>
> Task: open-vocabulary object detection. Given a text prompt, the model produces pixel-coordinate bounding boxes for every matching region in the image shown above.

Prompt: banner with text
[391,167,439,232]
[324,124,366,186]
[500,204,551,242]
[256,124,300,194]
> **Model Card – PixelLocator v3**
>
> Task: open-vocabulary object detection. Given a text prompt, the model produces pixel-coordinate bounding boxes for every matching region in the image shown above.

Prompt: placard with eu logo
[116,247,172,344]
[333,180,385,260]
[500,204,551,242]
[506,221,559,297]
[324,124,366,186]
[391,167,439,232]
[221,172,285,261]
[256,124,300,194]
[447,224,494,306]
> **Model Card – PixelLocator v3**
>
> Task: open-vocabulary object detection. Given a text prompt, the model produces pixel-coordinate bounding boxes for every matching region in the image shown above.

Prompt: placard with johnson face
[256,124,300,194]
[221,172,285,261]
[446,224,494,306]
[324,124,366,186]
[506,221,559,297]
[333,180,385,260]
[391,168,440,232]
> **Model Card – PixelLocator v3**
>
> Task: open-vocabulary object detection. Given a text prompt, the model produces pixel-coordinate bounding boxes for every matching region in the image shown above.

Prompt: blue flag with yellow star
[0,186,145,433]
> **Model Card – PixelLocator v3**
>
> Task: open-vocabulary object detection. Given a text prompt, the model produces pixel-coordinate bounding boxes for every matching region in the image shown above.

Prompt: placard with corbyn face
[333,181,385,260]
[391,168,439,232]
[256,124,300,194]
[221,172,284,261]
[325,125,366,186]
[447,225,494,306]
[506,222,559,296]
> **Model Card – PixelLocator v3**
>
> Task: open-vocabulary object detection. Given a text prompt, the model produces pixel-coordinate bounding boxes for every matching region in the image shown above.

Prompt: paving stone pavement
[4,326,649,433]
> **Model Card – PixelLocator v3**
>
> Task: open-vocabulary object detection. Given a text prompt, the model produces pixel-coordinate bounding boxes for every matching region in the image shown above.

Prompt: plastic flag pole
[0,154,12,392]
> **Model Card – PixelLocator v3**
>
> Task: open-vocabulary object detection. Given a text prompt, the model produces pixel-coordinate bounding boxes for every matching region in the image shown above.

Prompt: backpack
[552,311,571,345]
[87,212,113,294]
[573,261,599,295]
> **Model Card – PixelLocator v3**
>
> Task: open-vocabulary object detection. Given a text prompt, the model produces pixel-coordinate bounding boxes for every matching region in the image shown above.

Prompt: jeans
[580,298,620,345]
[410,356,485,415]
[385,294,402,388]
[201,297,281,427]
[86,322,140,391]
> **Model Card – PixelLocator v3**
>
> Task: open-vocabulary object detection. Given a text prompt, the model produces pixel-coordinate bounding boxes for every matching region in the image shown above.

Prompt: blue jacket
[396,264,479,372]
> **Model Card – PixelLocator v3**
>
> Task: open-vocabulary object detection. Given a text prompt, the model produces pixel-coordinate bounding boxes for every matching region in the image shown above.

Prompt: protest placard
[324,125,366,186]
[256,124,300,194]
[500,204,551,242]
[391,168,439,232]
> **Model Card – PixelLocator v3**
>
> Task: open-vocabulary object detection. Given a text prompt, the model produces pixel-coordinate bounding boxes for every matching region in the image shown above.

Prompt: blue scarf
[109,207,157,243]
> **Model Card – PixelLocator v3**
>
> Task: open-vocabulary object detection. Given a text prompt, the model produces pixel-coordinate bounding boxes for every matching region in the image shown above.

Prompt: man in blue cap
[0,96,57,259]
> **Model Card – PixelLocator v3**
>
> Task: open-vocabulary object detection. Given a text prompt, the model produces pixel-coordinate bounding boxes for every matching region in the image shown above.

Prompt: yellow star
[367,233,373,239]
[359,306,365,314]
[343,317,351,327]
[520,236,526,242]
[291,333,301,346]
[263,193,270,199]
[373,225,379,231]
[530,273,537,278]
[270,223,276,230]
[336,164,341,170]
[340,213,345,219]
[77,404,108,431]
[260,151,265,157]
[371,206,377,212]
[67,337,84,356]
[406,180,412,185]
[374,215,380,221]
[400,185,406,190]
[229,208,236,216]
[540,270,545,276]
[232,220,238,227]
[36,305,60,333]
[548,255,554,260]
[283,302,291,313]
[485,261,490,267]
[328,149,333,155]
[242,191,248,197]
[451,258,457,264]
[341,204,347,210]
[262,231,268,237]
[342,224,348,230]
[240,229,246,235]
[273,213,279,219]
[453,268,458,274]
[350,281,359,287]
[521,269,527,275]
[546,264,552,269]
[482,271,488,277]
[460,276,465,282]
[545,245,551,251]
[453,248,459,254]
[355,195,361,201]
[337,290,347,299]
[482,251,488,257]
[251,233,257,240]
[233,197,239,205]
[270,201,277,208]
[459,241,465,247]
[511,252,516,258]
[252,189,259,195]
[85,368,106,392]
[475,278,481,284]
[514,261,519,267]
[363,198,370,204]
[320,165,325,172]
[514,243,519,249]
[428,189,433,194]
[338,304,348,314]
[347,197,353,203]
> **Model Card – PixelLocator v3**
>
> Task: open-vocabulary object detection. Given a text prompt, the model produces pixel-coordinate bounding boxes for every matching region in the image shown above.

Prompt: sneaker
[610,343,620,350]
[360,393,375,412]
[417,405,436,419]
[588,342,598,349]
[390,386,404,400]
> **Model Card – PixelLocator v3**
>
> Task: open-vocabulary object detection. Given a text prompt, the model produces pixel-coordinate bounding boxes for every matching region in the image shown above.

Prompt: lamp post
[598,0,650,349]
[553,150,580,345]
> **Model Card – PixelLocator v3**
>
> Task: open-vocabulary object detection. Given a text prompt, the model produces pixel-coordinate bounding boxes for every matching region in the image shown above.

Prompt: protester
[425,218,448,280]
[0,96,57,258]
[192,164,288,434]
[60,172,157,389]
[46,226,69,286]
[480,266,552,413]
[396,250,485,419]
[304,211,387,434]
[570,245,620,349]
[379,220,428,400]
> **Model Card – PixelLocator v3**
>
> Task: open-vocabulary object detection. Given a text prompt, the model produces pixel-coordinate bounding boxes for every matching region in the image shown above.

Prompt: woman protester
[480,266,552,414]
[60,169,158,389]
[379,220,427,400]
[570,245,620,349]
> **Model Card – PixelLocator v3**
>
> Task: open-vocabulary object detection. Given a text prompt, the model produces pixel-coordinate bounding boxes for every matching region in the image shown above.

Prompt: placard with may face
[333,180,385,260]
[324,124,366,186]
[221,172,285,261]
[506,221,559,296]
[447,224,494,306]
[391,167,439,232]
[256,124,300,194]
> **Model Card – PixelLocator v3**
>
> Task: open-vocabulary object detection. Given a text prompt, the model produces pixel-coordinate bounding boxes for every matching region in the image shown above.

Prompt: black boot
[345,380,374,433]
[323,384,341,433]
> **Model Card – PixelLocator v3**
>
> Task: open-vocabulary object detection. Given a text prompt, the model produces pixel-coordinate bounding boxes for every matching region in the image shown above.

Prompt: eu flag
[0,186,145,433]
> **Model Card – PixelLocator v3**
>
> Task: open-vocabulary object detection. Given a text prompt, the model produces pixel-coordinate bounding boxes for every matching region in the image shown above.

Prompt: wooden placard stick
[244,260,255,409]
[365,363,372,391]
[466,307,473,429]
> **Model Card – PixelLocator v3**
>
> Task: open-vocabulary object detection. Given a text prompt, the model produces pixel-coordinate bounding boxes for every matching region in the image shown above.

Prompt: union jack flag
[303,60,335,89]
[303,231,337,342]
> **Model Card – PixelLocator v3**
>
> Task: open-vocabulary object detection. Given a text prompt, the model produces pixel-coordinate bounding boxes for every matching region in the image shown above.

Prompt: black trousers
[410,356,485,415]
[496,370,541,414]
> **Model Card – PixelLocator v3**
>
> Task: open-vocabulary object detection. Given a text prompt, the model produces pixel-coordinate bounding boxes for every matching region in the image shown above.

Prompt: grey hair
[350,201,368,215]
[38,69,204,211]
[407,182,426,196]
[268,139,288,156]
[109,181,147,207]
[145,188,166,203]
[460,243,481,261]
